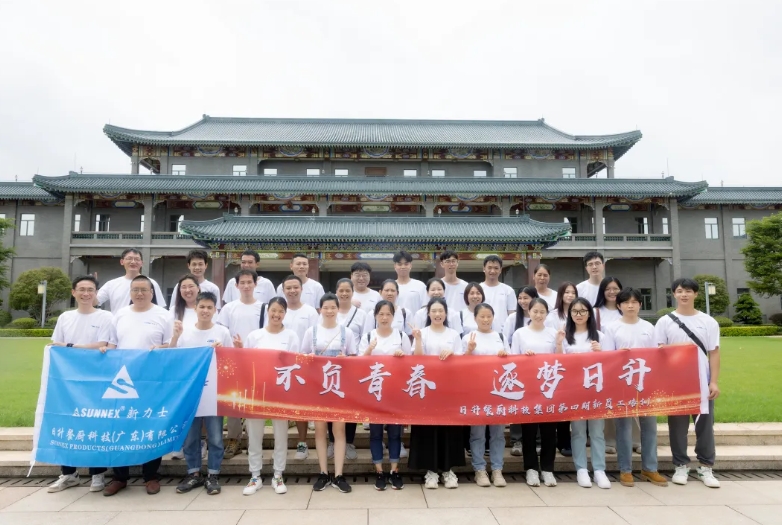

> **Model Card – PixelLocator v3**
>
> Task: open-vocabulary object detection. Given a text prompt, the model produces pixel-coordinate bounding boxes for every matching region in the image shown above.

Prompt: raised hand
[466,332,477,354]
[233,334,243,348]
[590,340,602,352]
[173,320,183,338]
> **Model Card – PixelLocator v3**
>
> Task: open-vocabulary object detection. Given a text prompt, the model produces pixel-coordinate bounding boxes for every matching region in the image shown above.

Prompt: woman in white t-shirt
[235,297,298,496]
[533,264,558,309]
[556,297,611,489]
[510,298,559,488]
[413,278,462,334]
[171,274,205,328]
[594,277,623,330]
[602,288,668,488]
[503,286,538,349]
[363,279,412,337]
[546,281,578,331]
[462,303,509,488]
[458,282,485,336]
[301,293,357,494]
[358,300,412,491]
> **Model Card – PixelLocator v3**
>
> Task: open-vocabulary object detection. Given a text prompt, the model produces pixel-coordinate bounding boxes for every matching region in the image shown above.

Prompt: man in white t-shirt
[576,251,604,306]
[223,249,276,305]
[102,275,173,498]
[653,277,721,489]
[97,248,166,313]
[350,262,381,313]
[170,249,222,311]
[47,275,114,495]
[480,255,515,332]
[394,250,427,313]
[439,250,468,313]
[275,253,325,310]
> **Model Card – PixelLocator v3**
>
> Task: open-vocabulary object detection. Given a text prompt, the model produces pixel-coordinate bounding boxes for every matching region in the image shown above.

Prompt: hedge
[8,317,38,329]
[713,316,734,328]
[0,328,54,337]
[720,326,778,337]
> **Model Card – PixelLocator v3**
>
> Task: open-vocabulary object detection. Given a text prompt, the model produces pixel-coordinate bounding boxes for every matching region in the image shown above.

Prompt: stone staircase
[2,423,780,477]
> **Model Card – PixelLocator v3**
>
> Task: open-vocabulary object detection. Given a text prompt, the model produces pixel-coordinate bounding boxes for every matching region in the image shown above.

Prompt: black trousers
[112,457,162,482]
[62,466,107,476]
[328,422,357,444]
[557,420,571,450]
[523,422,557,472]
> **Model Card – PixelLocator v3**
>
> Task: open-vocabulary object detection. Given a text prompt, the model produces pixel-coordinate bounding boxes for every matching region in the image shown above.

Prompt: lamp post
[37,280,48,328]
[704,280,716,316]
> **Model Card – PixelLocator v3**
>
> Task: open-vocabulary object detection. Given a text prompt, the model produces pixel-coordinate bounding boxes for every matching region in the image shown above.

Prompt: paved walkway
[1,478,782,525]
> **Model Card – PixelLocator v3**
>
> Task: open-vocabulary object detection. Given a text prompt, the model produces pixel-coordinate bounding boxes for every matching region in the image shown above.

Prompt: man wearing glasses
[349,262,381,313]
[97,249,166,313]
[439,251,468,312]
[576,251,605,306]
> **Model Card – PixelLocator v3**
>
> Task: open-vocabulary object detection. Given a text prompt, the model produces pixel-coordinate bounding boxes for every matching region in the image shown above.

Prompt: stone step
[3,423,781,451]
[2,445,781,477]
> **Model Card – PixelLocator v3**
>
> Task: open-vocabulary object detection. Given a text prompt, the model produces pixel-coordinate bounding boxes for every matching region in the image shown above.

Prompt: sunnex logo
[102,365,139,399]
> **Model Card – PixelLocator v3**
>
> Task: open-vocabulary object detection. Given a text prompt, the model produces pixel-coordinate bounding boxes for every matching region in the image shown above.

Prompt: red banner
[214,345,701,425]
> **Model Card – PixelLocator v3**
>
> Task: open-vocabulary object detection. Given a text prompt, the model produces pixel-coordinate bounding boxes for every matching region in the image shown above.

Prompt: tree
[742,212,782,297]
[0,218,15,305]
[732,293,763,325]
[693,274,729,315]
[9,267,71,321]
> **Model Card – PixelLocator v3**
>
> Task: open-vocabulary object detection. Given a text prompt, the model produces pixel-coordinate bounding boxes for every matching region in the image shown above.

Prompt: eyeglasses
[352,273,370,278]
[131,288,151,294]
[123,257,142,263]
[586,261,603,268]
[571,309,589,317]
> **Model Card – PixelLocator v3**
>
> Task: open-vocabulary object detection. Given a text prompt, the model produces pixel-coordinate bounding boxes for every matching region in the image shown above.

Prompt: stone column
[240,195,250,216]
[669,199,682,279]
[211,252,226,292]
[594,198,605,247]
[526,253,537,286]
[423,200,435,218]
[248,148,259,175]
[131,145,140,175]
[61,195,74,275]
[308,255,320,282]
[720,204,735,317]
[578,154,589,178]
[318,196,329,217]
[141,197,154,275]
[500,198,511,217]
[605,158,615,179]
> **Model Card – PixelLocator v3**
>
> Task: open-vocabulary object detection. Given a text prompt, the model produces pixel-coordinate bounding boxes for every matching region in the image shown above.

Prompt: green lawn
[1,337,781,427]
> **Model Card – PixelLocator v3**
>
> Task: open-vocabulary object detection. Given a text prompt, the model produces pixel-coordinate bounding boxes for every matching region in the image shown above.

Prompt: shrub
[0,328,54,337]
[732,293,764,325]
[640,314,659,324]
[0,310,11,327]
[720,325,778,337]
[656,307,676,318]
[8,317,38,329]
[713,316,734,328]
[45,316,59,328]
[769,313,782,326]
[693,274,729,315]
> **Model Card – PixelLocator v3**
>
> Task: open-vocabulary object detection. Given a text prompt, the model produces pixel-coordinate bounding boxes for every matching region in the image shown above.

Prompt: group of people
[46,247,722,497]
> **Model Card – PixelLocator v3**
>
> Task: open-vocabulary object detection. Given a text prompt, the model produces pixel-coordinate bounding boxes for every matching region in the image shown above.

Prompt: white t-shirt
[276,279,325,310]
[511,325,558,355]
[175,324,232,349]
[245,327,300,352]
[602,318,655,350]
[301,324,358,356]
[217,300,265,340]
[545,309,569,331]
[537,289,558,310]
[169,308,217,334]
[52,309,114,346]
[353,288,382,313]
[333,307,366,340]
[222,276,275,305]
[359,329,412,355]
[170,279,221,311]
[562,330,608,354]
[283,304,320,343]
[363,306,412,336]
[418,326,462,356]
[443,278,468,312]
[110,305,174,349]
[596,306,622,330]
[503,312,530,343]
[459,308,477,336]
[396,279,428,313]
[480,282,515,332]
[412,307,461,334]
[97,276,166,313]
[576,281,601,306]
[462,330,510,355]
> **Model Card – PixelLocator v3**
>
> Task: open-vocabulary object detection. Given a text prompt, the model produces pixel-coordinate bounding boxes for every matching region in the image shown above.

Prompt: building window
[172,164,186,176]
[635,217,649,234]
[365,167,387,176]
[20,213,35,236]
[73,214,80,232]
[403,169,417,177]
[263,168,278,176]
[473,170,487,178]
[431,169,445,177]
[334,169,349,177]
[503,167,518,178]
[232,165,247,177]
[662,217,669,235]
[639,288,653,310]
[565,217,578,234]
[562,168,576,179]
[95,214,110,232]
[0,213,4,219]
[591,216,606,234]
[737,287,750,296]
[169,214,184,233]
[705,217,719,239]
[306,168,320,177]
[140,215,145,232]
[666,288,673,308]
[732,217,746,238]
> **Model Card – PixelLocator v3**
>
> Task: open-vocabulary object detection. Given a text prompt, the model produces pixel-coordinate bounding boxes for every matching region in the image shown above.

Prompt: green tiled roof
[180,215,571,244]
[0,182,60,201]
[33,174,707,199]
[683,187,782,205]
[104,116,642,155]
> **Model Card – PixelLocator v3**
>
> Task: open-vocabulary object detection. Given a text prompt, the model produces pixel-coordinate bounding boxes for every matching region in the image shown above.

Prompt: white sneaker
[511,441,522,456]
[526,469,540,487]
[424,470,439,489]
[171,449,185,459]
[294,442,309,460]
[577,468,592,488]
[474,469,491,487]
[89,473,105,492]
[491,469,507,487]
[362,422,370,430]
[272,475,288,494]
[308,421,315,431]
[327,442,335,459]
[201,439,207,460]
[243,477,262,495]
[605,445,617,455]
[399,442,408,458]
[346,443,358,460]
[442,470,458,489]
[672,465,690,485]
[541,471,557,487]
[48,473,79,492]
[594,470,611,489]
[696,466,720,488]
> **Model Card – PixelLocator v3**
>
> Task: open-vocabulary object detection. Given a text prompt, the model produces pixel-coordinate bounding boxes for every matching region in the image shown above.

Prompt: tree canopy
[693,274,729,315]
[742,212,782,297]
[9,266,71,321]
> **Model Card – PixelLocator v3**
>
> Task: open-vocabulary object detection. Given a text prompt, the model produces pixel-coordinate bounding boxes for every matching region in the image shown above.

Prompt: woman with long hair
[413,277,461,332]
[546,281,578,331]
[532,264,557,309]
[458,282,485,336]
[172,274,202,324]
[593,277,623,330]
[503,286,539,342]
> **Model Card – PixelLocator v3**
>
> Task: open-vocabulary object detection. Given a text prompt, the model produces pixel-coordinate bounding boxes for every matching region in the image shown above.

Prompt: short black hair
[426,277,445,292]
[393,250,413,264]
[374,299,396,317]
[196,291,218,305]
[268,296,288,310]
[616,287,643,307]
[528,297,550,314]
[282,274,303,286]
[582,251,604,266]
[380,279,399,292]
[439,250,458,262]
[235,269,258,284]
[463,282,485,306]
[241,249,260,263]
[672,277,699,293]
[187,249,209,264]
[483,254,502,268]
[121,248,142,260]
[320,292,339,308]
[336,278,354,290]
[292,252,308,261]
[474,302,495,317]
[72,275,99,290]
[131,274,152,287]
[350,262,373,274]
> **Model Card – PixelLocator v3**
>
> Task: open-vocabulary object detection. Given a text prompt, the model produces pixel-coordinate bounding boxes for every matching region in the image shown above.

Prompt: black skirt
[407,424,466,472]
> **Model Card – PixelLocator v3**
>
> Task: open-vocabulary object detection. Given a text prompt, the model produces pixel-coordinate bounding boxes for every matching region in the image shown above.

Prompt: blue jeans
[470,424,504,472]
[616,416,658,473]
[571,419,605,471]
[370,424,402,464]
[184,416,224,475]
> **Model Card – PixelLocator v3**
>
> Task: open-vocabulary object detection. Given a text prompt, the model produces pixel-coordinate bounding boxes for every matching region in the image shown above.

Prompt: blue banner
[33,346,213,468]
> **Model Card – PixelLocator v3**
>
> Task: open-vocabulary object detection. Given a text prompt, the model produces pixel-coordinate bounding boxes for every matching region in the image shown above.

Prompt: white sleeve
[216,304,229,329]
[97,313,113,344]
[108,316,119,346]
[288,331,301,353]
[358,330,371,354]
[260,280,276,303]
[96,282,110,307]
[222,283,235,304]
[707,319,720,351]
[602,325,617,351]
[301,328,314,354]
[212,284,221,310]
[653,317,668,346]
[505,287,516,313]
[162,314,174,344]
[413,308,426,330]
[461,334,470,354]
[418,286,429,310]
[510,330,521,355]
[221,327,233,348]
[51,317,64,343]
[502,315,515,343]
[401,332,413,354]
[344,328,358,356]
[275,283,283,298]
[448,310,462,335]
[363,313,375,336]
[314,282,325,309]
[154,280,167,308]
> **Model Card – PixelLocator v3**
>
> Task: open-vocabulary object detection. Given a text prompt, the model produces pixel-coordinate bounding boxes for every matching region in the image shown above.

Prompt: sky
[0,0,779,186]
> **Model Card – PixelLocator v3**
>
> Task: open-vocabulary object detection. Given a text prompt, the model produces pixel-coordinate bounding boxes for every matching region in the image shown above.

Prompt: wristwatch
[66,343,74,347]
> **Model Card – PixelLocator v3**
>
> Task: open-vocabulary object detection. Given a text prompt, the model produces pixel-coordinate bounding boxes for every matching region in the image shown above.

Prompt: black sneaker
[389,470,404,490]
[176,472,204,493]
[333,474,352,493]
[313,472,331,491]
[465,448,472,457]
[374,472,387,491]
[205,474,221,495]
